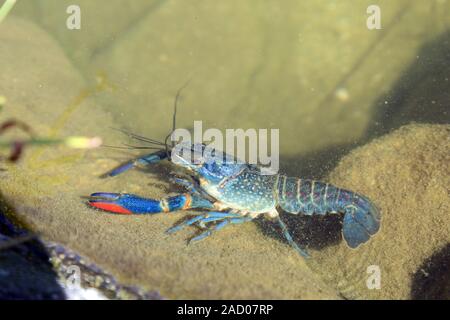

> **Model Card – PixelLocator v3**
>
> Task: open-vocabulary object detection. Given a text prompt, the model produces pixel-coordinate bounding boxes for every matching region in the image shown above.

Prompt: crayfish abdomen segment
[277,177,333,215]
[276,177,381,248]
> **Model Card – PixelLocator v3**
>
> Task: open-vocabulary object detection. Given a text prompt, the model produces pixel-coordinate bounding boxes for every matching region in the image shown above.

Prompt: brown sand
[1,13,448,299]
[309,123,449,299]
[0,18,338,299]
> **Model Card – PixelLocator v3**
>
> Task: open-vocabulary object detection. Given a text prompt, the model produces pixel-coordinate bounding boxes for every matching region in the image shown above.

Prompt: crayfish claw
[87,192,134,214]
[89,192,122,201]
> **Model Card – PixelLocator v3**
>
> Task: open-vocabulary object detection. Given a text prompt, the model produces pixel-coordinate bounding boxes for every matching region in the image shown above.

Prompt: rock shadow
[411,243,450,300]
[0,195,65,300]
[256,30,450,253]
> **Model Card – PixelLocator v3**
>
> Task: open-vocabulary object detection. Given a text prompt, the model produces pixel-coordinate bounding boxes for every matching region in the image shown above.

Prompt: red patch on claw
[89,202,133,214]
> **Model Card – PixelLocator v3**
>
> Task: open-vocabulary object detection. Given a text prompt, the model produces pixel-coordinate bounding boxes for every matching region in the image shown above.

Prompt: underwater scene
[0,0,449,300]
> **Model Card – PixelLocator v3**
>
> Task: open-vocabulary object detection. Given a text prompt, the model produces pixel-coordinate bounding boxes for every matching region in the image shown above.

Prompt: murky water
[0,0,449,299]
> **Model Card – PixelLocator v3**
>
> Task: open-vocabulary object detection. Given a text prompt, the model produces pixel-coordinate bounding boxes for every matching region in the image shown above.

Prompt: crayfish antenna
[164,79,192,157]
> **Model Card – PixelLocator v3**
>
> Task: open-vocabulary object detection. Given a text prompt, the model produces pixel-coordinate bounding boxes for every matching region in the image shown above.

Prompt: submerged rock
[0,209,161,300]
[13,1,450,158]
[0,211,65,300]
[310,123,449,299]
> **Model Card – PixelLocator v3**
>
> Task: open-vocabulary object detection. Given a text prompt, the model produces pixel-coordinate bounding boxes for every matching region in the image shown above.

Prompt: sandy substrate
[0,18,339,299]
[1,9,449,299]
[310,123,449,299]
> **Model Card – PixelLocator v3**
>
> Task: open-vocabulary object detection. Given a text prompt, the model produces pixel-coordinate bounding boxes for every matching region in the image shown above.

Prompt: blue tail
[342,195,380,248]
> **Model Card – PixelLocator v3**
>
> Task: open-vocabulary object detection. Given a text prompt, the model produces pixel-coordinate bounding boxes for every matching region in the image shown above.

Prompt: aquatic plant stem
[0,0,16,24]
[0,136,102,149]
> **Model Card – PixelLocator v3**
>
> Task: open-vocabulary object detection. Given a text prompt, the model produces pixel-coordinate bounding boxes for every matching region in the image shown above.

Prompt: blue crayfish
[88,142,380,258]
[88,97,380,258]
